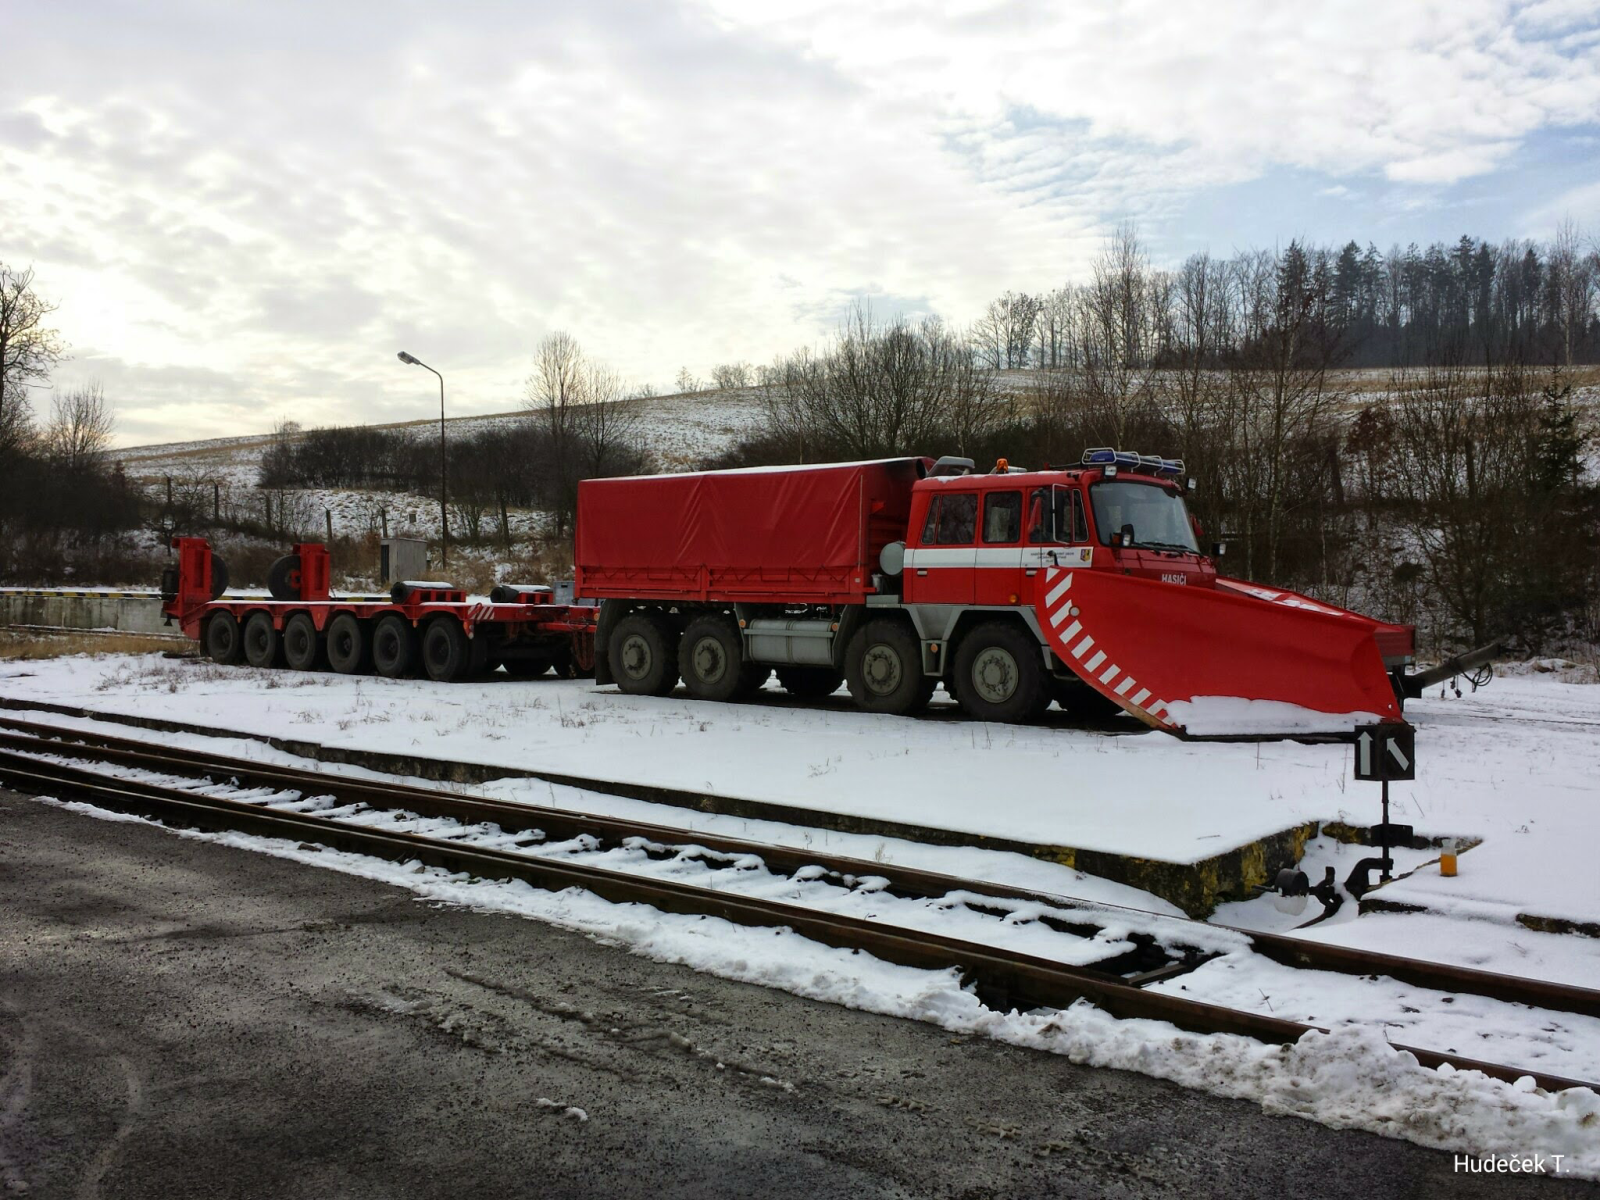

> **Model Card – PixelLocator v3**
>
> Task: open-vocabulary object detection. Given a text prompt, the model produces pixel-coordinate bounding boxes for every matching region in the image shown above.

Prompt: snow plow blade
[1036,566,1403,738]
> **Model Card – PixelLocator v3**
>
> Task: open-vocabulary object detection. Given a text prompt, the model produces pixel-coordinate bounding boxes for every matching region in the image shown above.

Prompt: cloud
[1,0,1598,443]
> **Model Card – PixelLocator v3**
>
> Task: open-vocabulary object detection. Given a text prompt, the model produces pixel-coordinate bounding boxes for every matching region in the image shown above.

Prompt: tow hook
[1342,820,1413,898]
[1270,865,1342,920]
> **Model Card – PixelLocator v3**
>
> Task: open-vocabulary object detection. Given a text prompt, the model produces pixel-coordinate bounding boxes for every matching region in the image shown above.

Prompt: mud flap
[1036,567,1403,737]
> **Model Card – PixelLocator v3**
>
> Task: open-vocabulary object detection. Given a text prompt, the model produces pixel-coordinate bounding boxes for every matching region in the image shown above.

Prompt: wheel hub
[862,644,902,695]
[972,647,1018,704]
[620,633,652,679]
[692,636,726,684]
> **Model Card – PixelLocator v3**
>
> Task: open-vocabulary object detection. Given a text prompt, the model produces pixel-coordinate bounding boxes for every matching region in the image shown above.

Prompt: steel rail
[0,749,1596,1096]
[0,714,1596,1022]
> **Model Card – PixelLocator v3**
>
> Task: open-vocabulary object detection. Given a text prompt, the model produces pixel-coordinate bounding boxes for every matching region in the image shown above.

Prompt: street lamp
[397,350,449,568]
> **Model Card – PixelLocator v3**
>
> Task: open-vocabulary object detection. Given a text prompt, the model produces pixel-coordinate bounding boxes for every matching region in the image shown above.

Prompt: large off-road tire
[1051,676,1125,720]
[208,555,230,601]
[775,666,844,699]
[242,611,281,669]
[951,621,1049,723]
[845,618,935,716]
[372,614,417,679]
[203,611,243,665]
[266,554,301,602]
[326,613,371,675]
[678,615,749,702]
[283,612,323,671]
[608,612,678,696]
[422,617,471,682]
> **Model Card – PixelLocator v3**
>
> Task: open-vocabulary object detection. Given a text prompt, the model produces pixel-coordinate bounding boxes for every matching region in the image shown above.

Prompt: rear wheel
[609,613,678,696]
[283,612,323,671]
[845,619,935,715]
[422,618,471,682]
[242,611,281,668]
[679,615,748,702]
[952,622,1049,723]
[203,611,242,665]
[372,615,416,678]
[326,613,371,675]
[776,666,844,699]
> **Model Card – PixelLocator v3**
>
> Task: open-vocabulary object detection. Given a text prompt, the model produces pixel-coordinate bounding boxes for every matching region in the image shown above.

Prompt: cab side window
[921,493,977,545]
[1028,487,1088,543]
[982,491,1021,544]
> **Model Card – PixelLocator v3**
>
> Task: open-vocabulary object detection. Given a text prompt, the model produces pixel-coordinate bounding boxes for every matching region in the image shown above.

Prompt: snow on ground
[32,796,1600,1176]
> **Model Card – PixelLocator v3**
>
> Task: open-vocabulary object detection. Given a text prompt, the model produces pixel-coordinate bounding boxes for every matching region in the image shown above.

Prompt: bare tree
[674,367,700,394]
[525,332,585,445]
[0,264,65,458]
[1547,218,1594,368]
[710,362,751,390]
[45,382,114,472]
[1076,223,1160,443]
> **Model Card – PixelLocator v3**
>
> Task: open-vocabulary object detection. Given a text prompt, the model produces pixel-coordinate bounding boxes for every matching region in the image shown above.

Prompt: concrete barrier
[0,589,173,636]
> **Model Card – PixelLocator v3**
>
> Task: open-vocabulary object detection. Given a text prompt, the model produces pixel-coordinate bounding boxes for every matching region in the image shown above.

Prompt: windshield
[1089,480,1199,553]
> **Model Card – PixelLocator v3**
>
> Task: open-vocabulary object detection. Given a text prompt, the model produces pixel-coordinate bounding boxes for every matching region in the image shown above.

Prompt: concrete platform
[0,694,1315,917]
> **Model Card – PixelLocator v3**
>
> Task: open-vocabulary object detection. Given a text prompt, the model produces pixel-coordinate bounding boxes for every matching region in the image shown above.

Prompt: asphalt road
[1,789,1593,1200]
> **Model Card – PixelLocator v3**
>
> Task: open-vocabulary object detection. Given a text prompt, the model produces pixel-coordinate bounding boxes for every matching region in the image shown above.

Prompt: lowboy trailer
[161,537,596,681]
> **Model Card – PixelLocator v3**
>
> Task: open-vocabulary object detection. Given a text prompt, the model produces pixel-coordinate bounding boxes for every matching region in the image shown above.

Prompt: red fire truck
[575,451,1483,736]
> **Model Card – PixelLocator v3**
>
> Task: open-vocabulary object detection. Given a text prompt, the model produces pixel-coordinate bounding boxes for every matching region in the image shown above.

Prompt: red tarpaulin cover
[575,459,926,603]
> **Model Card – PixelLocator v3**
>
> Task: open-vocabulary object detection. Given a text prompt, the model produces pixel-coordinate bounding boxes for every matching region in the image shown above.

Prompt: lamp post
[397,351,449,568]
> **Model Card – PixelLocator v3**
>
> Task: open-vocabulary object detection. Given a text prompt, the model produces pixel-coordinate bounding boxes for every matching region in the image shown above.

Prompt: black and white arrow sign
[1353,723,1416,782]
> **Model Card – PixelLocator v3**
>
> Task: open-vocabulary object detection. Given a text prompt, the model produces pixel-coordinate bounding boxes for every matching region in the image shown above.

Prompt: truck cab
[901,451,1217,609]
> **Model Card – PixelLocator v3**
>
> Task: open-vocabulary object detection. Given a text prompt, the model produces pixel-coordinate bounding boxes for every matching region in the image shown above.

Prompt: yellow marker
[1440,838,1458,877]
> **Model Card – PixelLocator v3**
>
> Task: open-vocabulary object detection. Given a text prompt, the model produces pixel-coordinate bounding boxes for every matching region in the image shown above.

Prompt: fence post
[325,508,334,544]
[213,481,220,522]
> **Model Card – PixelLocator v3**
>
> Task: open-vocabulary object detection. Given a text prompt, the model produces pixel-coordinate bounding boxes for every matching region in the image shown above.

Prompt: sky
[2,0,1599,448]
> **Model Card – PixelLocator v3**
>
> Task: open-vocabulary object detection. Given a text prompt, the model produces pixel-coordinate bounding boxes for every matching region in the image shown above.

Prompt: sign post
[1351,723,1416,888]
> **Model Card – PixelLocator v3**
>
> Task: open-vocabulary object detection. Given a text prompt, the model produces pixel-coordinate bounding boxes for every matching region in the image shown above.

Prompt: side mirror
[1211,541,1227,557]
[1115,523,1135,548]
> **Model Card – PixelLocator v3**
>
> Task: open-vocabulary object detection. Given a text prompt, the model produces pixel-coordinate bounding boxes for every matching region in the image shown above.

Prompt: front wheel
[845,619,934,716]
[951,621,1048,723]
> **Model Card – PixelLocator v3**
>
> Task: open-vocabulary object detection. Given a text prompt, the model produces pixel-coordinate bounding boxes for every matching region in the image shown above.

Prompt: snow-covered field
[3,653,1599,1171]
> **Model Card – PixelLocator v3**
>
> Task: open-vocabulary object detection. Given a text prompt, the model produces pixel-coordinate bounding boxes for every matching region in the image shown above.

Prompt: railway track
[2,712,1596,1095]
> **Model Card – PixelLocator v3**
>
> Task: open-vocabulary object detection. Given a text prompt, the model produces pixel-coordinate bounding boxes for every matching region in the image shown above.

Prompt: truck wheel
[1051,676,1124,720]
[952,622,1049,723]
[327,613,371,675]
[846,619,935,716]
[204,612,243,665]
[776,666,844,699]
[679,615,748,702]
[372,615,417,678]
[609,613,678,696]
[422,618,471,682]
[283,612,323,671]
[242,611,281,669]
[208,555,230,601]
[266,555,301,601]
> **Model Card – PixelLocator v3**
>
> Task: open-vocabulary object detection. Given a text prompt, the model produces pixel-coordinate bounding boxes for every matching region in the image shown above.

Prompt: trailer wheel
[283,612,323,671]
[609,613,678,696]
[266,555,301,602]
[952,622,1048,723]
[776,666,844,699]
[326,613,372,675]
[203,611,243,665]
[679,615,749,702]
[242,611,281,669]
[372,615,417,679]
[422,617,471,682]
[845,619,935,716]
